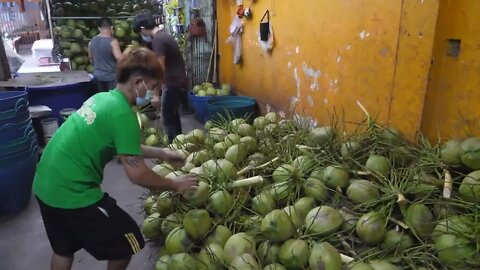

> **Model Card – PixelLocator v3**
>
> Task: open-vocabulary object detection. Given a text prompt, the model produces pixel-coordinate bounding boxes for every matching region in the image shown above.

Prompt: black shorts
[37,194,145,260]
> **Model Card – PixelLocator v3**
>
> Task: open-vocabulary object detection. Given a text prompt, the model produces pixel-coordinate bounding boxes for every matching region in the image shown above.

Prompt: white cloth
[226,17,243,65]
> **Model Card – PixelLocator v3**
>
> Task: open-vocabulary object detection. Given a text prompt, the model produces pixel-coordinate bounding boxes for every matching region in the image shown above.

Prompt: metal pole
[45,0,54,40]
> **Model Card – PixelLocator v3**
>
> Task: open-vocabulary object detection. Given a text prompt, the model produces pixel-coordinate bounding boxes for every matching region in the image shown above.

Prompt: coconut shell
[405,204,434,239]
[261,210,294,242]
[323,166,350,189]
[365,155,390,177]
[381,229,414,252]
[305,206,343,236]
[278,239,310,269]
[303,177,329,202]
[369,260,400,270]
[356,212,386,244]
[440,139,463,165]
[309,242,342,270]
[434,234,477,266]
[350,262,374,270]
[459,170,480,203]
[347,180,380,203]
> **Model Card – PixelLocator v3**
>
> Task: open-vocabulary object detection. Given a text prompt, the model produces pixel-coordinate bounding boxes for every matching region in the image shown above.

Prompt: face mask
[135,88,149,107]
[141,34,152,43]
[143,81,155,101]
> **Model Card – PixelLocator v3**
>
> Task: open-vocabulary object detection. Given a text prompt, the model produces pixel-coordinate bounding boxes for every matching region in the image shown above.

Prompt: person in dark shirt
[88,17,123,92]
[132,12,188,142]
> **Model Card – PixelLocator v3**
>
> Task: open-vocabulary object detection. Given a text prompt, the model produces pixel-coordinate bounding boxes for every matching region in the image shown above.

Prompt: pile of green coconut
[139,110,480,270]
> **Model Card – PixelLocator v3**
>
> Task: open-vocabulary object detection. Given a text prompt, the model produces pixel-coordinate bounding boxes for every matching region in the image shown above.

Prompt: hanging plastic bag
[258,10,274,53]
[226,16,243,65]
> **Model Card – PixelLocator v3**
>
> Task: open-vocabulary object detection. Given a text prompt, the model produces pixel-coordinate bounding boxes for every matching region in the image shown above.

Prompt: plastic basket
[207,96,258,122]
[0,149,38,215]
[0,131,37,156]
[0,102,30,126]
[188,92,212,123]
[0,91,28,111]
[0,118,33,143]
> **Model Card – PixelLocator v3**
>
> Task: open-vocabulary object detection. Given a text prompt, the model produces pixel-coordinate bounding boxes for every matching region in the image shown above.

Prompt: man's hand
[170,174,198,193]
[162,148,186,168]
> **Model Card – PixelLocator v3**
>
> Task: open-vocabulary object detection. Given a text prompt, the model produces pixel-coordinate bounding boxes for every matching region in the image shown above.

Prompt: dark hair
[132,11,156,33]
[116,47,164,83]
[98,17,113,28]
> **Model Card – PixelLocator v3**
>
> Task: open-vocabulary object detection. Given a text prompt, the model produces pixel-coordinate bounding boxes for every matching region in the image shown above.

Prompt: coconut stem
[389,217,409,230]
[236,157,280,176]
[236,165,254,176]
[443,170,453,199]
[228,176,264,189]
[340,253,354,264]
[256,157,280,169]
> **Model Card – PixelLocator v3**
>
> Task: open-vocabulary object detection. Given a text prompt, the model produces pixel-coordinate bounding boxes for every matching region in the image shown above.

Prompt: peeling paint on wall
[307,95,314,107]
[302,63,321,91]
[323,98,329,105]
[265,104,272,113]
[288,62,292,68]
[359,30,370,40]
[336,56,342,63]
[346,43,352,50]
[290,67,302,112]
[296,46,300,54]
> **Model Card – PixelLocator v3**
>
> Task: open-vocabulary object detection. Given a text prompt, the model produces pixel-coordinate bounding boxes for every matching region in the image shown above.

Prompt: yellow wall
[421,0,480,140]
[217,0,439,139]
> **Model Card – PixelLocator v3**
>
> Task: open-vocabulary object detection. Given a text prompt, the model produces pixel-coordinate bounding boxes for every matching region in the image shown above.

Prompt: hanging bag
[259,10,270,41]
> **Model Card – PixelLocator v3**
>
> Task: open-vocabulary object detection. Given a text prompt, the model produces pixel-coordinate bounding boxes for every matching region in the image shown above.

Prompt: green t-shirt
[33,89,142,209]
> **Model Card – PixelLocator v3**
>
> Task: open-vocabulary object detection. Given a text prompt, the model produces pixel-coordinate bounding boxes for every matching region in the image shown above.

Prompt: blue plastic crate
[0,134,37,156]
[207,96,258,122]
[0,101,30,127]
[0,118,33,143]
[0,91,27,111]
[0,149,38,215]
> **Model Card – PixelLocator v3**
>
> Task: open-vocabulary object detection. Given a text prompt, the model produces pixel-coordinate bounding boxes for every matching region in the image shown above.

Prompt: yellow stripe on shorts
[125,233,140,253]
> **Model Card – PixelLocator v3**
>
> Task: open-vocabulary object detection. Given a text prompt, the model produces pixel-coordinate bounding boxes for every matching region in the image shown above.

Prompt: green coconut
[303,176,329,202]
[261,209,294,242]
[161,213,182,235]
[208,190,234,215]
[434,234,477,266]
[369,260,400,270]
[252,192,276,216]
[185,128,206,144]
[268,182,291,203]
[263,264,287,270]
[209,128,228,142]
[390,146,413,164]
[293,197,316,218]
[339,207,358,231]
[152,163,174,177]
[183,209,212,239]
[432,215,475,242]
[292,155,315,176]
[141,212,163,239]
[240,136,258,154]
[155,255,170,270]
[143,195,156,215]
[229,253,261,270]
[278,239,310,269]
[224,233,257,265]
[225,144,248,165]
[237,123,256,137]
[272,164,300,182]
[165,227,194,255]
[181,162,195,172]
[310,126,335,146]
[165,170,184,179]
[365,155,390,177]
[309,242,342,270]
[305,206,343,236]
[189,166,205,177]
[258,241,281,265]
[202,159,237,183]
[182,181,210,207]
[283,206,304,229]
[213,142,228,158]
[173,134,187,145]
[323,166,350,189]
[198,243,225,270]
[206,225,233,247]
[224,133,242,148]
[347,180,380,204]
[155,192,174,217]
[247,152,267,165]
[459,170,480,203]
[231,118,247,129]
[341,141,362,159]
[405,204,435,238]
[265,112,279,123]
[381,229,415,253]
[350,262,374,270]
[167,252,197,270]
[186,150,210,166]
[356,212,386,244]
[460,137,480,170]
[254,116,267,129]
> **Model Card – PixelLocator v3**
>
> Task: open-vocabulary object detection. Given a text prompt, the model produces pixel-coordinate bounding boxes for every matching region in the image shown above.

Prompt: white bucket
[40,118,59,144]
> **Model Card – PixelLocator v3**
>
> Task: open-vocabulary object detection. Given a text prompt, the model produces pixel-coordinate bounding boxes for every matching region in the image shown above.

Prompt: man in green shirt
[33,47,198,270]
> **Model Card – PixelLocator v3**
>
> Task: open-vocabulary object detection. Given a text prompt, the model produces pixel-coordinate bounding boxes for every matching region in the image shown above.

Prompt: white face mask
[143,81,154,101]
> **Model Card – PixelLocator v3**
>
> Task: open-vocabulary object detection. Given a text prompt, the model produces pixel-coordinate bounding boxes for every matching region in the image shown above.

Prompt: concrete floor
[0,115,203,270]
